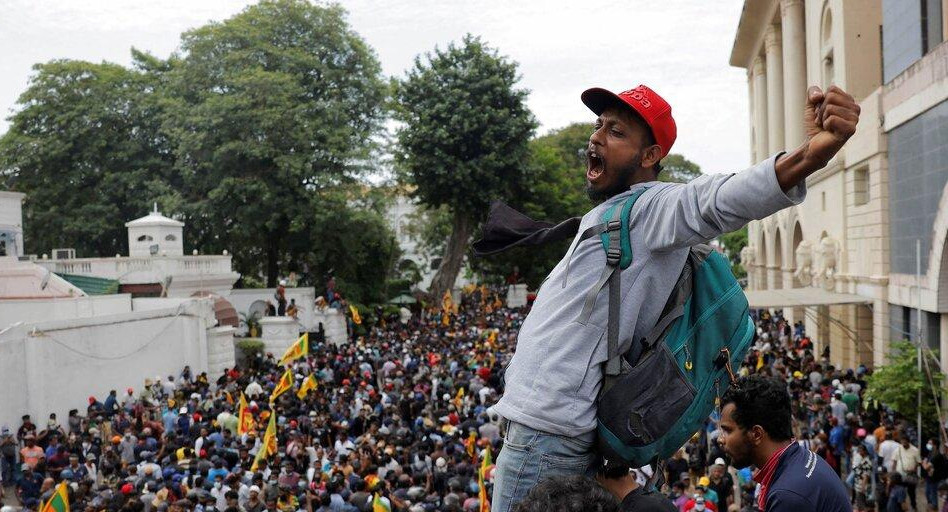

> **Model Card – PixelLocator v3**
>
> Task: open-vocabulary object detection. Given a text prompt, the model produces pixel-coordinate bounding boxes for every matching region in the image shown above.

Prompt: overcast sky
[0,0,750,174]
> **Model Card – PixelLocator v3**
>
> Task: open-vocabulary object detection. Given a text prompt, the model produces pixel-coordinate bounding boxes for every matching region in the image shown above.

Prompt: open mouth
[586,149,604,182]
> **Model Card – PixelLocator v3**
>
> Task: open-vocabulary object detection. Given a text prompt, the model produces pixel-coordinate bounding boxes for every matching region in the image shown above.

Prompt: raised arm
[639,85,859,252]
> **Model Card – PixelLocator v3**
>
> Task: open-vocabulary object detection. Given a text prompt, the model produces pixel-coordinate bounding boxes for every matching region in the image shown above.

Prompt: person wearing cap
[694,477,718,508]
[683,494,715,512]
[706,458,733,510]
[718,376,848,512]
[489,82,860,511]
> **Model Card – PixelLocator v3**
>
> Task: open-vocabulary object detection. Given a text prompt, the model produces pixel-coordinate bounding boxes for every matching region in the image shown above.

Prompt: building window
[165,234,177,241]
[137,235,153,242]
[0,240,6,257]
[921,0,944,54]
[853,167,869,206]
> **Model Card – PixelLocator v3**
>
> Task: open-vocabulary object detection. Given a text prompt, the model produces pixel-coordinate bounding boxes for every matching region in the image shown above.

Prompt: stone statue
[740,245,755,268]
[793,241,813,287]
[814,236,839,291]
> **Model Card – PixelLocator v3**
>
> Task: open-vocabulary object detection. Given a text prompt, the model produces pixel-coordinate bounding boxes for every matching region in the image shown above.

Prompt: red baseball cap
[581,85,677,158]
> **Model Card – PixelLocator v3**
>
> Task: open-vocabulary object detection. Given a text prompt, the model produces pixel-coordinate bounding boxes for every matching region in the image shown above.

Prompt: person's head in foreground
[581,85,676,202]
[514,474,618,512]
[717,375,793,469]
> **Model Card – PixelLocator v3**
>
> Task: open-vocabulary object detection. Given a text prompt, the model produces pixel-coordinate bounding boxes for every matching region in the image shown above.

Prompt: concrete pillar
[748,77,757,163]
[765,25,785,155]
[781,0,808,148]
[753,56,769,162]
[259,316,300,356]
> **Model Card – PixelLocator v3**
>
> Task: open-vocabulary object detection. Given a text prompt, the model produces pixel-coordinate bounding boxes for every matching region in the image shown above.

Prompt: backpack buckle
[607,220,621,231]
[606,248,621,265]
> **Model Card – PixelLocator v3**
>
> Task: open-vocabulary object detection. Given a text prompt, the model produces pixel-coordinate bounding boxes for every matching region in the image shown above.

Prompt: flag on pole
[454,387,464,410]
[479,445,492,512]
[278,333,309,366]
[250,413,278,472]
[296,374,318,400]
[40,481,69,512]
[269,369,294,403]
[237,393,254,435]
[349,305,362,325]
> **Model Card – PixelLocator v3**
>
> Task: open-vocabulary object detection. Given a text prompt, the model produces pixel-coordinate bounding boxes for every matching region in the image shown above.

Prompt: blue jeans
[491,420,596,512]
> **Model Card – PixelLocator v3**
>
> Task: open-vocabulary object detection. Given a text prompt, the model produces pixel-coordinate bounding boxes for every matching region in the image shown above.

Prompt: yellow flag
[442,290,453,312]
[296,374,318,400]
[372,493,390,512]
[466,431,476,459]
[269,369,294,403]
[454,387,464,410]
[349,304,362,325]
[442,312,450,326]
[279,333,309,366]
[237,393,254,435]
[756,354,764,370]
[251,413,278,472]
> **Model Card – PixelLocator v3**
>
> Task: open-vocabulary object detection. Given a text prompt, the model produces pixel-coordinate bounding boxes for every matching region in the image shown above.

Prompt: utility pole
[917,239,923,448]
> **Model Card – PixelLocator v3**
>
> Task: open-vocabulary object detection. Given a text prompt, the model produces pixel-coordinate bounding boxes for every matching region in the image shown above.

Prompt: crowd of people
[0,287,943,512]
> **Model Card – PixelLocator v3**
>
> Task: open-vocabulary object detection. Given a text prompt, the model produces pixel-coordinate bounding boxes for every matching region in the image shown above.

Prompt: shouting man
[490,83,860,512]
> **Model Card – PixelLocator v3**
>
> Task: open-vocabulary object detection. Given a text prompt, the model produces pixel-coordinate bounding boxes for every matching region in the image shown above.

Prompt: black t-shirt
[708,473,733,504]
[620,487,677,512]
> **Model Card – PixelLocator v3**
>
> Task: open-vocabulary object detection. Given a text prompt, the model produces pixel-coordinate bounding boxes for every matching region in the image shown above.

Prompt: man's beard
[725,434,756,469]
[585,155,642,203]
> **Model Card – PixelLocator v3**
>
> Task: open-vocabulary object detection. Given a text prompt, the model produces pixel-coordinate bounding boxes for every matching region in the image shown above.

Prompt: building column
[781,0,807,148]
[752,56,769,162]
[748,76,757,163]
[765,25,785,155]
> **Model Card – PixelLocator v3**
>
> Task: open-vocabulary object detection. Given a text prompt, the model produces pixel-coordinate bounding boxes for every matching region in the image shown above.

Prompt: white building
[34,206,240,298]
[0,195,236,429]
[731,0,948,369]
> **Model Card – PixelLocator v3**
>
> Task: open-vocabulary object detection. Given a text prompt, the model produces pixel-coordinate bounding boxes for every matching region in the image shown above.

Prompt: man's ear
[641,144,663,170]
[749,425,766,446]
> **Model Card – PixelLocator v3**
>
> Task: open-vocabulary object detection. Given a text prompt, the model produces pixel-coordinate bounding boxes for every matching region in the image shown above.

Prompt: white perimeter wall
[0,300,224,430]
[0,294,132,330]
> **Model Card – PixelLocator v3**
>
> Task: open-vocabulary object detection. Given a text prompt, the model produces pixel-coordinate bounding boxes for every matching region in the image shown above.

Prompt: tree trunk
[266,240,279,288]
[428,211,473,299]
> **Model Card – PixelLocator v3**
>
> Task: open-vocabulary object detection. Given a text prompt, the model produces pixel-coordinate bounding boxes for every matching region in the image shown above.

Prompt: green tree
[720,226,748,279]
[161,0,387,286]
[0,59,179,257]
[866,341,946,436]
[393,35,537,298]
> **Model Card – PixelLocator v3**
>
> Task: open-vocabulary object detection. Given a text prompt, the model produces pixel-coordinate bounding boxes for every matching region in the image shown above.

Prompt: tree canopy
[393,35,536,298]
[0,0,397,303]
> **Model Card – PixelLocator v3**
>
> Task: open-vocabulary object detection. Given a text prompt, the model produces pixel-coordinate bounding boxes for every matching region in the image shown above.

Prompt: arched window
[137,235,154,242]
[165,234,177,241]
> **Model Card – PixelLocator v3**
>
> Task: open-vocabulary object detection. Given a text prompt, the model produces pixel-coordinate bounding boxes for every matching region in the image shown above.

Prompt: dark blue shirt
[765,443,851,512]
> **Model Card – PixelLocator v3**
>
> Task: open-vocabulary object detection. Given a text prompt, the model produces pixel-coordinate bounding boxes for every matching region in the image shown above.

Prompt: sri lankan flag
[465,431,477,460]
[349,304,362,325]
[479,445,492,512]
[279,333,308,366]
[251,413,278,471]
[41,481,69,512]
[372,493,390,512]
[269,369,294,403]
[237,393,254,435]
[453,387,464,410]
[296,374,318,400]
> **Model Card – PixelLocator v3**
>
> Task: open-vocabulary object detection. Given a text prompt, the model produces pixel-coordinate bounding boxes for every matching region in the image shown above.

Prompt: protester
[718,375,850,511]
[489,81,861,512]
